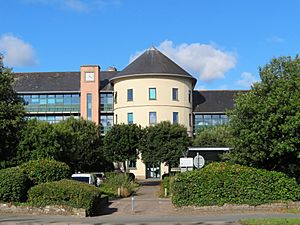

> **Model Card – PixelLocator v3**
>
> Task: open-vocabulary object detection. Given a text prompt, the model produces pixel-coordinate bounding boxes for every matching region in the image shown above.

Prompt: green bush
[20,158,71,185]
[28,179,102,216]
[100,172,137,197]
[172,162,300,207]
[0,167,31,202]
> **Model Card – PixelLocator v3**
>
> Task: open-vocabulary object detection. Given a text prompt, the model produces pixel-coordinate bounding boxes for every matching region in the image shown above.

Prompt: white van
[71,173,96,186]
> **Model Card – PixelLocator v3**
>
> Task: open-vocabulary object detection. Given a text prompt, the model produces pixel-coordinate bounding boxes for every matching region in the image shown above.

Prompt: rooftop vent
[107,66,117,71]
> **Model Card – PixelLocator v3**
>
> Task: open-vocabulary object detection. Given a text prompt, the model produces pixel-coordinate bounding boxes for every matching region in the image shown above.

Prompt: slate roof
[111,48,197,86]
[193,90,248,113]
[13,71,117,93]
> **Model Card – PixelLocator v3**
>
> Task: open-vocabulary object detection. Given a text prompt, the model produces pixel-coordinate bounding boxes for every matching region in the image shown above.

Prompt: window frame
[127,88,133,101]
[172,88,178,101]
[149,88,157,100]
[149,112,157,125]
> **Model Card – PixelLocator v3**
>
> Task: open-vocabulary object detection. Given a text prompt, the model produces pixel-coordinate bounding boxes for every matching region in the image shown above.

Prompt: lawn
[240,218,300,225]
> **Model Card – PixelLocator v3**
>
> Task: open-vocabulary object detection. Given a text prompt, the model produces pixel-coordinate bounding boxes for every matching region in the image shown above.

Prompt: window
[47,95,55,104]
[101,93,113,111]
[173,112,178,124]
[115,114,118,124]
[127,112,133,124]
[149,112,157,125]
[100,115,113,134]
[172,88,178,101]
[188,90,191,103]
[87,94,92,121]
[194,114,229,133]
[114,91,117,104]
[189,113,192,127]
[128,160,136,168]
[127,89,133,101]
[149,88,156,100]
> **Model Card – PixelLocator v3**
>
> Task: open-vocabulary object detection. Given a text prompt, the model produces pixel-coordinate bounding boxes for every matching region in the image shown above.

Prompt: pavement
[1,180,300,224]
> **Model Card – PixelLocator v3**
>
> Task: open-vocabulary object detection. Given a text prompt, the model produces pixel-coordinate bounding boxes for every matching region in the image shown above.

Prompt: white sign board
[180,158,193,167]
[194,154,205,168]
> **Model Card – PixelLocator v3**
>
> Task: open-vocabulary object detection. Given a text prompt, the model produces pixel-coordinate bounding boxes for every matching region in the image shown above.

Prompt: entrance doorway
[146,164,160,179]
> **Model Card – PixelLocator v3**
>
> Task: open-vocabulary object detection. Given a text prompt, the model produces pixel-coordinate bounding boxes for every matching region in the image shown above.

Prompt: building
[13,47,243,179]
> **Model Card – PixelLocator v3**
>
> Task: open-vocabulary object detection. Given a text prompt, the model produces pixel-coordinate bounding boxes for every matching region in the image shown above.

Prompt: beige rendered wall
[114,75,194,179]
[80,66,100,125]
[113,75,193,134]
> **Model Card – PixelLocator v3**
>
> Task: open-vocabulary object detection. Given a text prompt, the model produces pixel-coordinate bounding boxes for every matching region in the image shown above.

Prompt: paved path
[1,180,300,224]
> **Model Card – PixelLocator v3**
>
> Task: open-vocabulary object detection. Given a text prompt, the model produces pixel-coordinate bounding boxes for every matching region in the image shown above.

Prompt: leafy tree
[54,117,108,173]
[103,124,142,172]
[17,119,60,164]
[226,56,300,179]
[140,121,191,168]
[193,125,233,147]
[0,67,25,167]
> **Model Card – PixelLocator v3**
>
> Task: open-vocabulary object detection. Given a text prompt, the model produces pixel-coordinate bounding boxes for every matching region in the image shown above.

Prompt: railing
[100,104,113,111]
[25,104,80,113]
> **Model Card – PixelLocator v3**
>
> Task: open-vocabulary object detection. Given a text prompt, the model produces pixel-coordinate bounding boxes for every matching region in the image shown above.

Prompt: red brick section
[80,65,100,125]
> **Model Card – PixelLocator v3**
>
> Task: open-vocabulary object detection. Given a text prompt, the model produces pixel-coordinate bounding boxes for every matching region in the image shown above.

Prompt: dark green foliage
[172,162,300,207]
[17,119,60,164]
[193,125,233,147]
[54,117,108,173]
[227,56,300,179]
[140,121,191,168]
[0,167,31,202]
[28,179,102,216]
[20,159,71,185]
[103,124,142,171]
[0,69,25,167]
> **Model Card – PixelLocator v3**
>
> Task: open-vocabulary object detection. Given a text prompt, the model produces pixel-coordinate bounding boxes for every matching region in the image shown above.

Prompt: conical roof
[110,47,197,86]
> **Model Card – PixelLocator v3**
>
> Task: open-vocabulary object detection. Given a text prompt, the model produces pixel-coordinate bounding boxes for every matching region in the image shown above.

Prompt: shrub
[100,172,137,197]
[0,167,31,202]
[28,179,102,216]
[172,162,300,207]
[20,158,71,185]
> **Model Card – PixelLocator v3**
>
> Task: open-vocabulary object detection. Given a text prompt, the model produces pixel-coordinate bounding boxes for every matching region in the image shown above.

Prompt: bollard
[131,196,134,212]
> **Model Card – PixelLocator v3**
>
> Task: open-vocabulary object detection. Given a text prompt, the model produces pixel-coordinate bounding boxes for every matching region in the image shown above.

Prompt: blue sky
[1,0,300,90]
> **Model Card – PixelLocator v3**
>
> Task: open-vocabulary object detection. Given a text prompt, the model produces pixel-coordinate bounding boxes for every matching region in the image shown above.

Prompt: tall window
[149,88,156,100]
[172,88,178,101]
[87,94,92,121]
[115,114,118,124]
[149,112,157,125]
[173,112,178,124]
[100,93,113,111]
[114,91,117,104]
[188,90,191,103]
[127,112,133,124]
[127,89,133,101]
[100,115,113,134]
[189,113,192,127]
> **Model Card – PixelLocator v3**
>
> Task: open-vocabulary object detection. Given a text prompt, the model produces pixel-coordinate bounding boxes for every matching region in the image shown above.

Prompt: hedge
[20,158,71,185]
[0,167,31,202]
[172,162,300,206]
[28,179,102,216]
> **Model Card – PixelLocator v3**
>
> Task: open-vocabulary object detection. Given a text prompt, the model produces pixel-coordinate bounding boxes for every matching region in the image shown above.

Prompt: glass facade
[100,93,113,111]
[149,88,156,100]
[100,115,113,134]
[26,115,79,124]
[194,114,229,132]
[19,94,80,112]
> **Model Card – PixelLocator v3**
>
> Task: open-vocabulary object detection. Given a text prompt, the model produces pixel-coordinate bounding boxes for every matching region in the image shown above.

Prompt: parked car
[71,173,96,186]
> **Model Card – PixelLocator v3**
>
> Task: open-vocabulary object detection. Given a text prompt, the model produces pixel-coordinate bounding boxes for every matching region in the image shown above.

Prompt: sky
[1,0,300,90]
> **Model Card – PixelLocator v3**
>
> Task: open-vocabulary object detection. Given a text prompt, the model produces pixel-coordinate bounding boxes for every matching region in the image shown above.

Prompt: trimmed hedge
[0,167,31,202]
[20,159,71,185]
[172,162,300,206]
[28,179,102,216]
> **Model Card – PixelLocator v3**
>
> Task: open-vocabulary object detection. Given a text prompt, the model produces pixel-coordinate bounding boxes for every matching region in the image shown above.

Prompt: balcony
[25,104,80,113]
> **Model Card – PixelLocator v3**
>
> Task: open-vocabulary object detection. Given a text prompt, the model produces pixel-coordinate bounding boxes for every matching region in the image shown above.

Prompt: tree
[140,121,191,169]
[0,66,25,167]
[226,56,300,179]
[54,117,108,173]
[193,125,233,147]
[103,124,142,172]
[16,119,60,164]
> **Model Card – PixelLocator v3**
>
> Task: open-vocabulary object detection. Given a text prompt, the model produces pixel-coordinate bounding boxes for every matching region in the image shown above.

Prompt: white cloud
[0,34,37,67]
[236,72,258,88]
[130,40,237,82]
[23,0,120,12]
